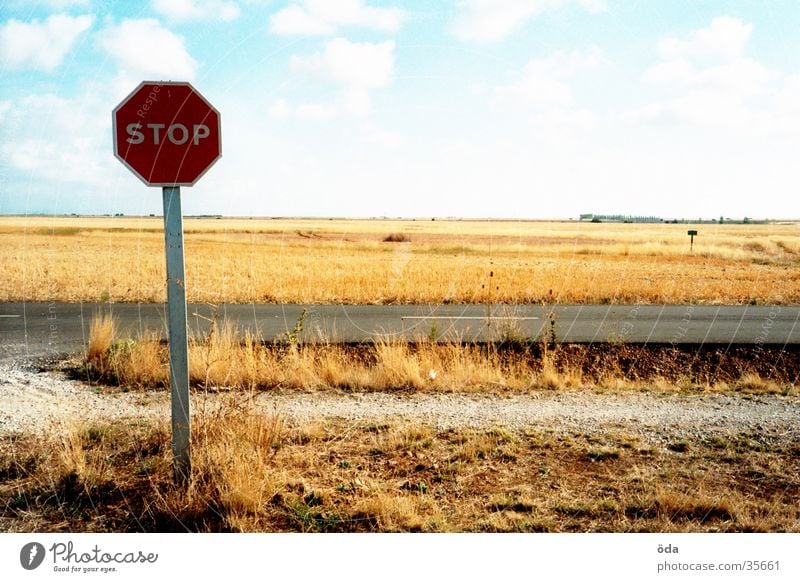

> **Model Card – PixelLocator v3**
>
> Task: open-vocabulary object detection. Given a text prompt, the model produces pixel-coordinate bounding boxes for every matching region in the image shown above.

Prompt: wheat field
[1,216,798,304]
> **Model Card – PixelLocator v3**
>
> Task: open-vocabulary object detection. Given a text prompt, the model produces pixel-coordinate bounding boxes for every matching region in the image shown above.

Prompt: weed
[285,309,308,349]
[428,321,439,342]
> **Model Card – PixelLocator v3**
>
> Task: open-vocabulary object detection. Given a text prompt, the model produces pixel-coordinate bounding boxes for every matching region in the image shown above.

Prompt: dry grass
[79,317,799,394]
[86,313,116,365]
[2,216,798,304]
[1,407,798,532]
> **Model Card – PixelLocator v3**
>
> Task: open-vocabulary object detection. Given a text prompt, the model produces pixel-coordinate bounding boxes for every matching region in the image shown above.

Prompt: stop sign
[113,81,221,186]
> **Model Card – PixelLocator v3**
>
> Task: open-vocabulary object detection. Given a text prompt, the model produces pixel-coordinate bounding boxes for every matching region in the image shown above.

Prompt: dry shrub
[152,402,286,531]
[628,487,736,524]
[382,233,410,243]
[426,343,514,389]
[454,434,496,462]
[86,313,116,368]
[315,347,369,390]
[373,340,426,389]
[538,351,583,389]
[113,334,167,388]
[49,423,137,498]
[194,402,284,513]
[733,373,782,394]
[190,324,278,389]
[487,491,537,513]
[382,424,433,451]
[352,494,425,531]
[57,429,101,489]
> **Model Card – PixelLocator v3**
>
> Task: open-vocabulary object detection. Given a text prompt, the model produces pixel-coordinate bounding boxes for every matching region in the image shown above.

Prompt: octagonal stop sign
[113,81,221,186]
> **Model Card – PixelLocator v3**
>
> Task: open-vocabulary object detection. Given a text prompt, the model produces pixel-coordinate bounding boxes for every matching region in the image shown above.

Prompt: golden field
[1,216,798,304]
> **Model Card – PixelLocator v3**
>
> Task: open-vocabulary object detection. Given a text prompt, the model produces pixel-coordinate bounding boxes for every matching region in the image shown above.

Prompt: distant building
[579,214,663,223]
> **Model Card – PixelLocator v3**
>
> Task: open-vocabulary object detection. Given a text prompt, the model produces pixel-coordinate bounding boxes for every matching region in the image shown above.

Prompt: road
[1,302,798,363]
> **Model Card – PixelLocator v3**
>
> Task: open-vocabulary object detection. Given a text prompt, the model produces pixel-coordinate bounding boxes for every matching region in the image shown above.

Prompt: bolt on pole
[162,186,191,485]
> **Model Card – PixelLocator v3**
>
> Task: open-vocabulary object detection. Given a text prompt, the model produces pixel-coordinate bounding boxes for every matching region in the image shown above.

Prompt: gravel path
[1,364,798,444]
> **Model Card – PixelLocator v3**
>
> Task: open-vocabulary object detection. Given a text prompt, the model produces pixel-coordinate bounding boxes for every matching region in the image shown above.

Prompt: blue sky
[1,0,799,218]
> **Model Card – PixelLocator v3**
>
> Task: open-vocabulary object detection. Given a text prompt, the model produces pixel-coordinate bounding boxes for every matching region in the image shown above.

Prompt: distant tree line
[579,214,768,224]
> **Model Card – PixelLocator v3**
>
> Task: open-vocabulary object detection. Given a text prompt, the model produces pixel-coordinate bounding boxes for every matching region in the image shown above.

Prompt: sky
[1,0,800,219]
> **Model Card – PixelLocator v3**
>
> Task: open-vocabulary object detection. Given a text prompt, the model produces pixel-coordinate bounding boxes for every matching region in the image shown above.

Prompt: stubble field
[1,216,798,305]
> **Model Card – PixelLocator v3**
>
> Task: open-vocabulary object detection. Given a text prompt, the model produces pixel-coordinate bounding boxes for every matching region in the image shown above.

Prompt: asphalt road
[1,302,798,363]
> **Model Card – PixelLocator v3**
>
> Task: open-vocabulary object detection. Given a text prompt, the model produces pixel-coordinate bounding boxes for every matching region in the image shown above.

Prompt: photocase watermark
[47,300,58,347]
[135,83,162,120]
[388,238,412,295]
[19,540,158,575]
[754,304,782,347]
[607,304,641,344]
[20,542,46,570]
[669,305,695,347]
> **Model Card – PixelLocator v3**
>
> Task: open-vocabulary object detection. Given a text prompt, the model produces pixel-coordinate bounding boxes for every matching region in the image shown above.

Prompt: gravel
[1,363,798,445]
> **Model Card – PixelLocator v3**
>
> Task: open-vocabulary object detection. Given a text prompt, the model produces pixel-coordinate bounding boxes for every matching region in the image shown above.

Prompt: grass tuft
[86,313,116,368]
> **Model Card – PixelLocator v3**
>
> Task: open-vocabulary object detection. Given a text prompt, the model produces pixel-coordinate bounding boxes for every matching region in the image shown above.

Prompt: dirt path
[1,364,798,445]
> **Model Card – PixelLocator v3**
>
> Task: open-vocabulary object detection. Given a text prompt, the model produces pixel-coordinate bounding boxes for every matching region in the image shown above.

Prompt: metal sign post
[688,230,698,252]
[163,186,191,484]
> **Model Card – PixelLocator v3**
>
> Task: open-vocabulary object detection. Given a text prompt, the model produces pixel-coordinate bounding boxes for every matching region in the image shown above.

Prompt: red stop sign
[113,81,221,186]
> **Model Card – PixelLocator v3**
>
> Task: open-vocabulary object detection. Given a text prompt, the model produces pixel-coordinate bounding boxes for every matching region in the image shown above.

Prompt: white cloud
[451,0,606,43]
[360,124,404,148]
[151,0,241,22]
[629,17,795,134]
[643,58,692,84]
[0,14,93,72]
[269,0,405,36]
[658,16,752,59]
[645,57,771,96]
[290,37,394,89]
[285,37,395,115]
[492,47,601,134]
[269,98,337,120]
[0,92,114,186]
[494,47,601,108]
[0,101,11,123]
[40,0,90,7]
[97,19,198,96]
[578,0,606,13]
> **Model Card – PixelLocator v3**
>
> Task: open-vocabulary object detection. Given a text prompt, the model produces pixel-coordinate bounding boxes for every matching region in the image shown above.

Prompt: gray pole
[162,186,191,485]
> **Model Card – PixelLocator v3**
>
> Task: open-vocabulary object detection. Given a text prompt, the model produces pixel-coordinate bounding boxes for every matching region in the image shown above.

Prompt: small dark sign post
[687,230,698,252]
[113,81,221,485]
